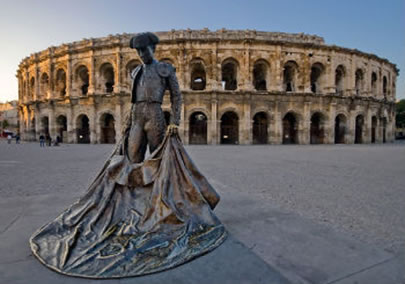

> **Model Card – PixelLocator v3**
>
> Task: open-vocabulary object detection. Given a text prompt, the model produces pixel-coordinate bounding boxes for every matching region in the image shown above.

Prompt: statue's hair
[129,32,159,49]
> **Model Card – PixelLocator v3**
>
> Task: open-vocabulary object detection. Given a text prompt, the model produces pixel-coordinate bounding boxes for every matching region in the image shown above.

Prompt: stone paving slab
[0,194,290,284]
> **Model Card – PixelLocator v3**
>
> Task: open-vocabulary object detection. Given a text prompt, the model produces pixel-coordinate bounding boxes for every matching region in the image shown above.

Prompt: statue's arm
[167,69,183,126]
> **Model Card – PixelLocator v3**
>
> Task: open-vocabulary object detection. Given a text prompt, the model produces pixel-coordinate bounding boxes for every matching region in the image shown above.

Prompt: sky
[0,0,404,103]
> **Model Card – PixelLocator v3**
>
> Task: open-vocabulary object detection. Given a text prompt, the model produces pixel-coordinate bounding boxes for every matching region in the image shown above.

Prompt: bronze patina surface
[30,32,227,278]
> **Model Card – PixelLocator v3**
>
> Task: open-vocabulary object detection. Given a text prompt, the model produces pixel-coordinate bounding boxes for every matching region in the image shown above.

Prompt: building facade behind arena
[17,29,398,145]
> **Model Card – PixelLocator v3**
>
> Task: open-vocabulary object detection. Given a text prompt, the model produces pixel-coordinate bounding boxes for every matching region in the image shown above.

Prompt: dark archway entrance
[100,113,116,144]
[310,112,325,144]
[221,112,239,144]
[77,115,90,144]
[334,114,346,144]
[371,116,377,143]
[189,112,207,144]
[355,115,364,144]
[41,116,49,136]
[56,115,67,143]
[282,113,298,144]
[253,112,268,144]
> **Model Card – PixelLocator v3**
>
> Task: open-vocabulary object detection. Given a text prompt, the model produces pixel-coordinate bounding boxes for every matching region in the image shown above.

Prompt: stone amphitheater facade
[17,29,398,145]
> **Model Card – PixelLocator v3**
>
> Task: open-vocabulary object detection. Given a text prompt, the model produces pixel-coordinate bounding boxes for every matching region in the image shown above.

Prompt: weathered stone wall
[17,29,397,145]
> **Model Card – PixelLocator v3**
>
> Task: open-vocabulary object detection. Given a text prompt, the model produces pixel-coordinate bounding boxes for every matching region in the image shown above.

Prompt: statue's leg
[145,104,166,154]
[127,121,147,163]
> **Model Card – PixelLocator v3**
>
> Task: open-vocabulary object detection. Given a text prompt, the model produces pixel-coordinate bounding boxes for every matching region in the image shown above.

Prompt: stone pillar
[90,103,98,144]
[114,98,122,143]
[271,102,282,144]
[67,104,75,143]
[49,105,56,139]
[242,96,252,144]
[325,52,335,94]
[301,102,311,144]
[35,63,40,101]
[328,103,336,144]
[88,50,96,95]
[274,46,282,91]
[115,48,123,93]
[179,103,186,142]
[348,110,356,143]
[365,107,372,143]
[34,106,40,140]
[301,54,311,93]
[210,96,218,144]
[66,54,73,98]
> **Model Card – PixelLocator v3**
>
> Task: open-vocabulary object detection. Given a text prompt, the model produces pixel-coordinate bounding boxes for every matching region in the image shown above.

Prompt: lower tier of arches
[18,92,395,145]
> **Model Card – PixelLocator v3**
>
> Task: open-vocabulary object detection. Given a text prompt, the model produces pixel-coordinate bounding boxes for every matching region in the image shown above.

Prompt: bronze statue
[30,32,227,278]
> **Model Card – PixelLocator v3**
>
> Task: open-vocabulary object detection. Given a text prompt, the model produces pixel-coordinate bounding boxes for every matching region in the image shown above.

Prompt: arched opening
[310,112,325,144]
[40,73,49,99]
[56,115,67,143]
[100,113,115,144]
[335,65,345,95]
[334,114,347,144]
[76,115,90,144]
[381,117,387,143]
[76,65,89,95]
[190,61,206,90]
[41,116,49,136]
[383,76,388,98]
[100,63,115,93]
[189,112,207,144]
[282,112,298,144]
[355,69,364,96]
[371,116,377,143]
[163,111,171,126]
[253,61,268,91]
[355,115,364,144]
[221,59,238,90]
[371,72,377,96]
[126,59,141,82]
[310,63,324,94]
[56,69,66,97]
[283,61,298,92]
[253,112,268,144]
[30,77,35,99]
[221,111,239,144]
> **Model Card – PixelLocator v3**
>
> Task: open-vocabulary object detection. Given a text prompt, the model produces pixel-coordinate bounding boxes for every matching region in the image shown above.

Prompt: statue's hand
[167,124,179,135]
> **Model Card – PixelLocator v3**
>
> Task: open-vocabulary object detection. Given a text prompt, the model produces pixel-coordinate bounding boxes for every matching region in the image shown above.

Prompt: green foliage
[1,120,9,129]
[396,99,405,128]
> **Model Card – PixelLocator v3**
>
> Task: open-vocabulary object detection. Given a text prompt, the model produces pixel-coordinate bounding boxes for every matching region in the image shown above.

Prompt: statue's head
[129,32,159,65]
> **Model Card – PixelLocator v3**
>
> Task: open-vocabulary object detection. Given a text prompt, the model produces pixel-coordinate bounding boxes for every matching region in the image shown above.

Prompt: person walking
[7,134,12,144]
[39,134,45,147]
[15,134,20,144]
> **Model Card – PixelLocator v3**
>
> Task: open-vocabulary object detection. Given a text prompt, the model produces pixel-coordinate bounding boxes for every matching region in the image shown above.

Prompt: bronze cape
[30,109,227,278]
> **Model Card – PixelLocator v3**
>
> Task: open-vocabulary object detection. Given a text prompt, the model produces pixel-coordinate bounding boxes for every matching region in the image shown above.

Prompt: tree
[2,120,9,129]
[396,99,405,128]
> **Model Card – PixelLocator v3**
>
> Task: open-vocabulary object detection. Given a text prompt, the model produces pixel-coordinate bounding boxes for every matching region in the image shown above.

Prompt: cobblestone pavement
[1,139,404,283]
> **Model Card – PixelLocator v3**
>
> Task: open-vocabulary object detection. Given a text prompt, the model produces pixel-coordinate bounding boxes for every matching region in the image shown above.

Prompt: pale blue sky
[0,0,403,102]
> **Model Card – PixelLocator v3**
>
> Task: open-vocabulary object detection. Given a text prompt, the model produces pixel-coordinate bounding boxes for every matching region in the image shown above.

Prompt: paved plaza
[0,140,404,283]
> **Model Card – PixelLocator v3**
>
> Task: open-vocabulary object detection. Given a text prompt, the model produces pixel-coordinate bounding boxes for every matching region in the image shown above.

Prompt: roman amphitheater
[17,29,397,145]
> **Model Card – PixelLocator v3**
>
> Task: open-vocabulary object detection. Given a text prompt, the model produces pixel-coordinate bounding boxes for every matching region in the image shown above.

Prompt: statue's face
[136,45,154,65]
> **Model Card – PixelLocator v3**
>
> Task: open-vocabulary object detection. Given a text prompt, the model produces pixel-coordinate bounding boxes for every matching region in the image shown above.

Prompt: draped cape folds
[30,112,227,279]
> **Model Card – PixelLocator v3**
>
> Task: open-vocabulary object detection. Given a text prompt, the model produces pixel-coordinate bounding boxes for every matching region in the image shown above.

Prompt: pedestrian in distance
[7,134,12,144]
[39,134,45,147]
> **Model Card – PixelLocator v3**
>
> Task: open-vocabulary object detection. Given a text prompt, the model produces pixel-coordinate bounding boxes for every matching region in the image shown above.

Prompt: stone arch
[310,112,326,144]
[55,68,67,97]
[310,62,325,94]
[335,65,346,95]
[221,58,239,90]
[189,111,208,144]
[283,60,299,92]
[220,111,239,144]
[355,114,365,144]
[30,77,35,99]
[40,116,49,136]
[383,76,388,98]
[76,114,90,144]
[126,59,141,84]
[56,115,67,142]
[253,59,269,91]
[282,112,299,144]
[253,111,268,144]
[334,113,347,144]
[371,72,378,96]
[99,112,116,144]
[371,115,378,143]
[190,58,206,90]
[355,68,364,95]
[75,65,89,95]
[99,62,115,93]
[40,72,49,99]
